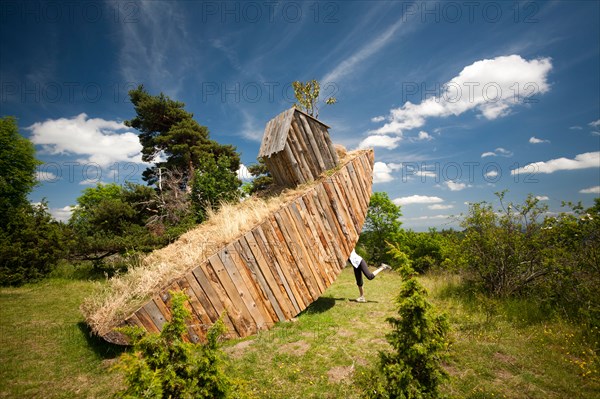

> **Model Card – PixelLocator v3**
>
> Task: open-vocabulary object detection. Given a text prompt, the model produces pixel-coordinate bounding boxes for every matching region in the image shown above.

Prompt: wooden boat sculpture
[85,108,374,345]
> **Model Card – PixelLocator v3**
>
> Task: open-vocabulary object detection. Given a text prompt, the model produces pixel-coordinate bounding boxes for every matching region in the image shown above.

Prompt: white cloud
[49,206,74,222]
[358,135,401,150]
[417,131,433,141]
[485,170,499,178]
[373,55,552,134]
[580,186,600,194]
[373,162,395,183]
[446,181,467,191]
[569,126,583,130]
[28,113,145,167]
[536,195,549,201]
[79,179,102,186]
[237,164,251,181]
[393,195,443,206]
[428,204,453,210]
[590,119,600,128]
[481,147,513,158]
[529,136,550,144]
[36,170,59,182]
[511,151,600,175]
[371,116,385,123]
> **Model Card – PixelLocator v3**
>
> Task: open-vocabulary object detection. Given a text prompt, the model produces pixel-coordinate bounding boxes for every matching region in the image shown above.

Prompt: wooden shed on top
[258,107,340,187]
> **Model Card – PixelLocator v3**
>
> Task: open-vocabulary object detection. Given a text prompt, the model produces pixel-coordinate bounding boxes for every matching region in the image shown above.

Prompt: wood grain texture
[102,150,373,345]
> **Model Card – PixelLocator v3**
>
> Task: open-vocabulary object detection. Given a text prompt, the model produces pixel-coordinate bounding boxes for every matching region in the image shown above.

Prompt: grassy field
[1,266,598,398]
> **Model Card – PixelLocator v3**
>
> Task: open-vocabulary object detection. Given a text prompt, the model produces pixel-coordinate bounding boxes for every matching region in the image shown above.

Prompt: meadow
[1,264,597,398]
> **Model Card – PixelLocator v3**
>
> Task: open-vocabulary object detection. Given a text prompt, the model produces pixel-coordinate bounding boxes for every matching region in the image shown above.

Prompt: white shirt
[349,249,362,268]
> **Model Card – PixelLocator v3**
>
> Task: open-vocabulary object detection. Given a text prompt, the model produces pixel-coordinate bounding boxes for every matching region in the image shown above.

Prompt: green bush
[114,291,243,399]
[361,243,450,399]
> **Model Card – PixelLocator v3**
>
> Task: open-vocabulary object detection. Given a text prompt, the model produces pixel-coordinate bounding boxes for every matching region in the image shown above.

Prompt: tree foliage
[359,192,403,265]
[292,80,336,119]
[125,85,240,190]
[191,155,241,222]
[0,117,66,285]
[243,158,273,195]
[0,116,40,223]
[114,291,240,399]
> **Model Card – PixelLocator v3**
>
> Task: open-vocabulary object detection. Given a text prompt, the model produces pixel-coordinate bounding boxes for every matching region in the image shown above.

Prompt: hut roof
[258,107,330,158]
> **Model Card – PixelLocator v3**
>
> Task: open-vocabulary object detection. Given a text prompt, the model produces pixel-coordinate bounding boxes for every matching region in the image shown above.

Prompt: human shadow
[301,296,347,315]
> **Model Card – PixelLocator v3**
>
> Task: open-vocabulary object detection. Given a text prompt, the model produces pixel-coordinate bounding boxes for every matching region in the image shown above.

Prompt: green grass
[1,268,598,398]
[0,277,124,398]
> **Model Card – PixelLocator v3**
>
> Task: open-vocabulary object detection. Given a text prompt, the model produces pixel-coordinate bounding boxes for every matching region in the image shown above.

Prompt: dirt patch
[279,340,310,356]
[327,365,354,384]
[225,339,255,359]
[336,328,355,337]
[493,351,516,364]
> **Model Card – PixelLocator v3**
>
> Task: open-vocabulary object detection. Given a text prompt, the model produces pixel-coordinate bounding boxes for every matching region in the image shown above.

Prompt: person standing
[348,249,391,302]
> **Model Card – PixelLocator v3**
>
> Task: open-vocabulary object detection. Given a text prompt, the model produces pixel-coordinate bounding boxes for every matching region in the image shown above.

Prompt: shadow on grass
[78,322,127,359]
[301,296,347,315]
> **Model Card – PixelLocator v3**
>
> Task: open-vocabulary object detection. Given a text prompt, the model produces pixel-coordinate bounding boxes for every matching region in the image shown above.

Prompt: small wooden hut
[258,107,339,187]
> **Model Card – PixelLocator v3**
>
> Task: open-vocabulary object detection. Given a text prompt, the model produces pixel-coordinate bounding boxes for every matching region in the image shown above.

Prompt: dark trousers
[353,259,375,287]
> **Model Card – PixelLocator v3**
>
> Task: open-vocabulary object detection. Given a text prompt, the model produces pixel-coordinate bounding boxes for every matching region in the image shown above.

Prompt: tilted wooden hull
[102,150,374,345]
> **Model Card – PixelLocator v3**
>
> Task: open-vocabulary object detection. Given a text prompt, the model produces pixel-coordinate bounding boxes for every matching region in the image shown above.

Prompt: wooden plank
[306,118,334,168]
[135,306,161,334]
[143,300,167,331]
[266,216,313,307]
[346,160,368,213]
[252,227,301,315]
[259,220,307,311]
[283,142,304,184]
[290,118,319,179]
[301,189,344,273]
[217,247,268,330]
[221,243,275,326]
[272,210,321,299]
[297,112,326,172]
[297,195,341,276]
[206,254,256,337]
[166,280,203,343]
[191,265,238,336]
[235,237,287,322]
[313,183,350,256]
[279,205,326,295]
[177,276,213,334]
[288,200,332,286]
[287,125,313,182]
[244,231,295,319]
[335,169,361,231]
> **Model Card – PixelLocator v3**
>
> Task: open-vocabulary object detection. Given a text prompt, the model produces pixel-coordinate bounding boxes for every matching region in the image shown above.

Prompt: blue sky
[1,0,599,230]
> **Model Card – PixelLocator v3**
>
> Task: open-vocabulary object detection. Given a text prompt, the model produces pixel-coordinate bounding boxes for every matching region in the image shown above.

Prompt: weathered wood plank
[235,238,286,322]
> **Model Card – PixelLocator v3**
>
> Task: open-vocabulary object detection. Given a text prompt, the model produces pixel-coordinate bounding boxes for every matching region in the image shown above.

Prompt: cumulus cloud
[372,55,552,135]
[371,116,386,123]
[529,136,550,144]
[49,206,74,222]
[481,147,513,158]
[417,131,433,141]
[511,151,600,175]
[580,186,600,194]
[358,135,401,150]
[36,170,59,182]
[535,195,549,201]
[28,113,145,167]
[373,162,395,183]
[446,181,467,191]
[428,204,453,210]
[393,195,443,206]
[485,170,499,178]
[590,119,600,128]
